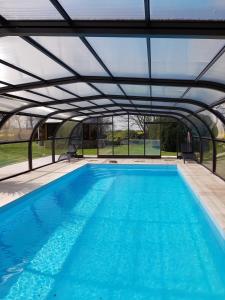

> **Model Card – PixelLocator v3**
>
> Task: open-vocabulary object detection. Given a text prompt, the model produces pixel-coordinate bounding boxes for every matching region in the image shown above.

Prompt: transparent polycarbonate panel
[79,110,92,114]
[91,99,113,105]
[150,0,225,20]
[157,102,199,110]
[193,137,201,162]
[188,115,211,138]
[151,101,176,107]
[121,85,150,97]
[175,102,201,111]
[32,140,53,169]
[88,114,101,118]
[202,139,213,171]
[214,103,225,117]
[145,123,161,156]
[0,83,6,88]
[0,97,29,112]
[150,109,189,117]
[50,104,75,110]
[32,36,108,76]
[73,101,89,107]
[83,122,98,156]
[198,110,225,139]
[0,142,29,179]
[21,107,56,116]
[59,83,99,97]
[46,119,62,123]
[0,0,63,20]
[132,100,151,106]
[58,0,145,20]
[9,91,53,103]
[181,118,198,137]
[216,142,225,179]
[30,87,73,100]
[0,115,40,142]
[0,37,72,80]
[91,108,106,112]
[202,52,225,84]
[92,83,123,95]
[151,38,225,79]
[87,37,149,78]
[74,101,92,107]
[98,122,113,155]
[113,99,131,105]
[113,115,128,155]
[55,138,69,160]
[151,86,187,98]
[0,63,35,85]
[105,106,120,111]
[56,121,77,138]
[53,112,77,119]
[72,116,87,121]
[70,122,83,155]
[129,115,144,155]
[185,88,225,105]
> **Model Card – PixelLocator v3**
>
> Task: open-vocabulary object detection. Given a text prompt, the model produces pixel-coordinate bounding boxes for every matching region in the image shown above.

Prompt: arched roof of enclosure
[1,0,225,141]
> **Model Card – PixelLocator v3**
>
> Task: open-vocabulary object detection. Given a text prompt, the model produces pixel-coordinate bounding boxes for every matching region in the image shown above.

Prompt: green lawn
[0,142,177,169]
[0,142,52,168]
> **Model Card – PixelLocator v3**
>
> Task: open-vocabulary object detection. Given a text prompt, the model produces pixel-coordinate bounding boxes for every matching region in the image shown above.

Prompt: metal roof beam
[1,76,225,94]
[1,20,225,38]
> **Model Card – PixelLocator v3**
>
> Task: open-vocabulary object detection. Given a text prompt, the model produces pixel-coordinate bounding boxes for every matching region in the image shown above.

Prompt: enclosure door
[145,123,161,156]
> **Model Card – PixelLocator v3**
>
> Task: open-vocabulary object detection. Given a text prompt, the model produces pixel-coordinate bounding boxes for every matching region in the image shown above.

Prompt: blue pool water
[1,164,225,300]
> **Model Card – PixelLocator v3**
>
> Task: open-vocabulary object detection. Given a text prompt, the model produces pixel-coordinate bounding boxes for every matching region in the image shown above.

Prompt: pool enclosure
[0,0,225,181]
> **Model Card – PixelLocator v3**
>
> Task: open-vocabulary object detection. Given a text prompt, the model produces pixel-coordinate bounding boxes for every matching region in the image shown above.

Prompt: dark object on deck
[182,152,196,164]
[109,160,118,164]
[58,144,79,162]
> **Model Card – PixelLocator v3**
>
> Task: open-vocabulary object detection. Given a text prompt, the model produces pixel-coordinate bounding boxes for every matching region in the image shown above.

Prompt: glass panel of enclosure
[129,115,144,156]
[193,137,201,162]
[113,115,129,156]
[177,125,189,158]
[55,138,69,161]
[160,123,178,156]
[98,117,113,156]
[0,115,40,142]
[150,0,225,20]
[0,142,29,180]
[198,110,225,140]
[55,121,77,138]
[202,139,213,171]
[83,123,98,156]
[145,123,161,156]
[187,115,211,138]
[70,122,83,156]
[216,141,225,180]
[32,140,53,169]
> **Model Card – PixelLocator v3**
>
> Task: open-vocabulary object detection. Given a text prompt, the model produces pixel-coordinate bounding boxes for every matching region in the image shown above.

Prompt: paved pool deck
[1,158,225,238]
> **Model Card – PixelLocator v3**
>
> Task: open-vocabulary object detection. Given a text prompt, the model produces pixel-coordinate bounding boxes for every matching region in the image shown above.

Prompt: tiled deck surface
[1,158,225,238]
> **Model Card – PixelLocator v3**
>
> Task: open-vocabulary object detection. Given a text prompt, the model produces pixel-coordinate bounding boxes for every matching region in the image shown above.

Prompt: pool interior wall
[0,164,225,300]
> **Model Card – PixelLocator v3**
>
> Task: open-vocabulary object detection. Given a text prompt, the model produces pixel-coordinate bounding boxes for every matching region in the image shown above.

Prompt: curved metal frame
[2,95,225,131]
[1,6,225,179]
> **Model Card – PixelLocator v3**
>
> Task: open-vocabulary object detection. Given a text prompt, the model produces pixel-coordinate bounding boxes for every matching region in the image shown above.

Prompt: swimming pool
[0,164,225,299]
